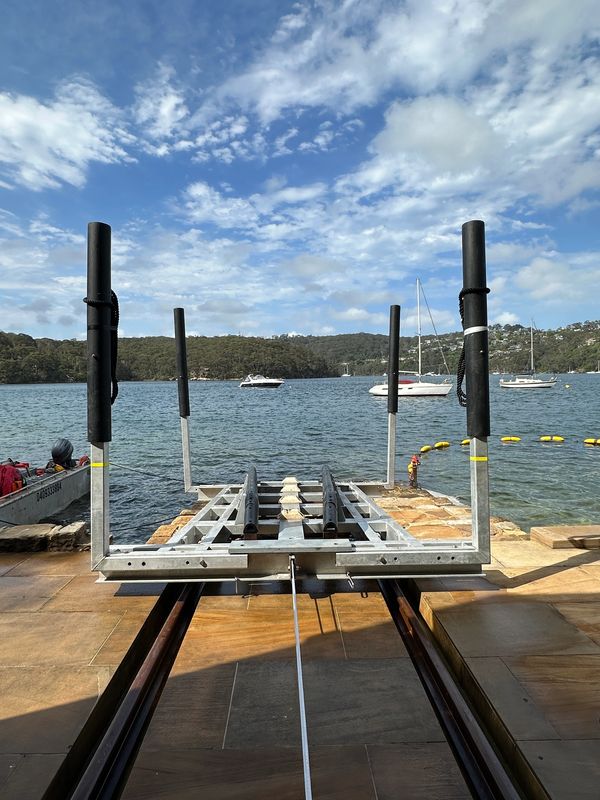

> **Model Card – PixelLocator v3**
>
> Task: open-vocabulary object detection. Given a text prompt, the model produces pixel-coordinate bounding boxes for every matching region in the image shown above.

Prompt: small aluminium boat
[239,374,284,388]
[0,439,90,526]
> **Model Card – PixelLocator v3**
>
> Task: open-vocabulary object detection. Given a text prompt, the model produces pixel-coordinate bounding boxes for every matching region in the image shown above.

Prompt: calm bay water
[1,375,599,543]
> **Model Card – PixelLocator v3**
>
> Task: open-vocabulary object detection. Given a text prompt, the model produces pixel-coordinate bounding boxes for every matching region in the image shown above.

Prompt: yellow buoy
[420,445,432,453]
[596,439,600,446]
[434,441,450,449]
[552,436,565,442]
[584,438,596,445]
[540,436,552,442]
[500,436,521,443]
[461,439,470,446]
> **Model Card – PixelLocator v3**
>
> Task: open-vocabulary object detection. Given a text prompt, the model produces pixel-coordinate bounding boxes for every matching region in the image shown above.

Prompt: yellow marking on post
[91,462,108,467]
[470,456,488,461]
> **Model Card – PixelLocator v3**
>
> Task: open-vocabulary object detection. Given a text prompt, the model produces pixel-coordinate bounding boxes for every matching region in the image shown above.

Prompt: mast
[530,323,534,373]
[417,278,422,378]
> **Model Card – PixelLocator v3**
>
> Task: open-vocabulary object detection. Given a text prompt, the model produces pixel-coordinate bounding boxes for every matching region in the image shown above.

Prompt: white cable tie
[463,325,488,336]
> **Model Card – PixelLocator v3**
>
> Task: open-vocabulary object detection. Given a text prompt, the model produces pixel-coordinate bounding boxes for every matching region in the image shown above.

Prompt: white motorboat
[239,373,284,388]
[369,278,453,398]
[499,324,556,389]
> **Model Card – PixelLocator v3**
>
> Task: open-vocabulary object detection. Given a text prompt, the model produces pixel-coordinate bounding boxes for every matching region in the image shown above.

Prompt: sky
[1,0,599,340]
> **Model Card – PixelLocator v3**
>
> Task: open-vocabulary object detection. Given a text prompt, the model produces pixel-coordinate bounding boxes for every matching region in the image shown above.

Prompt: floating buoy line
[417,435,600,454]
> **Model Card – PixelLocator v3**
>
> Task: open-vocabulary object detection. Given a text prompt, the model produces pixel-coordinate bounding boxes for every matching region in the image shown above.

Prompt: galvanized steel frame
[93,477,487,582]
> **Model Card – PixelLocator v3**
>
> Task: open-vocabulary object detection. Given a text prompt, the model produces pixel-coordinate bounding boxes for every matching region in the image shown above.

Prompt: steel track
[378,579,523,800]
[42,582,203,800]
[43,578,529,800]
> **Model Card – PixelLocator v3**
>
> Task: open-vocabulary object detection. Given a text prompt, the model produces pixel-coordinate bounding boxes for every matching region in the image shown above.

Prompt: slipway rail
[41,578,528,800]
[379,580,524,800]
[42,583,203,800]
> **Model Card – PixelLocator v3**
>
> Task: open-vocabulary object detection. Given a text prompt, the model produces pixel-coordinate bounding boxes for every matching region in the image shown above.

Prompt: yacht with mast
[369,279,452,397]
[499,324,556,389]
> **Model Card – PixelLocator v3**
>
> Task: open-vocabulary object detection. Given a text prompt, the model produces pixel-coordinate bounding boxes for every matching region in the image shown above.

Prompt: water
[1,375,599,543]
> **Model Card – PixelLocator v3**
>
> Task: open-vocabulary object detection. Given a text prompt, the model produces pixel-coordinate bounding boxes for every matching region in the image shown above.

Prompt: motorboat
[500,324,556,389]
[239,374,284,388]
[369,278,453,398]
[0,440,90,526]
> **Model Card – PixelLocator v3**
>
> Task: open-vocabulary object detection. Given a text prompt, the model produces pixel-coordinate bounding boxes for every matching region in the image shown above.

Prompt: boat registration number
[36,483,62,502]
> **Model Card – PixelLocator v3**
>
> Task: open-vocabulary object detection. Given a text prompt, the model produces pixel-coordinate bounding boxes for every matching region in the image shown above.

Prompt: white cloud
[515,256,600,303]
[332,307,387,326]
[211,0,599,122]
[134,64,189,143]
[183,181,258,228]
[492,311,520,325]
[0,79,133,190]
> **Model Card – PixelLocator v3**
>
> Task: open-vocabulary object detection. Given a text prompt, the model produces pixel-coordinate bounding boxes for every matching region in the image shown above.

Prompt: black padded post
[174,308,190,418]
[387,305,400,413]
[461,220,490,438]
[87,222,112,443]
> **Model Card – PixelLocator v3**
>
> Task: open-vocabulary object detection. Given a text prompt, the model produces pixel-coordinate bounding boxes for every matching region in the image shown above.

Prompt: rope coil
[456,287,489,407]
[84,291,119,405]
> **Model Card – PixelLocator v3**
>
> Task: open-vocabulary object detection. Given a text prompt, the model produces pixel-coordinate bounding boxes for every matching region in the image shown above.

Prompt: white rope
[290,556,313,800]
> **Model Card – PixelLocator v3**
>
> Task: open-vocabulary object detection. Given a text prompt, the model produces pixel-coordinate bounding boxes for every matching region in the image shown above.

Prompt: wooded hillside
[0,320,598,383]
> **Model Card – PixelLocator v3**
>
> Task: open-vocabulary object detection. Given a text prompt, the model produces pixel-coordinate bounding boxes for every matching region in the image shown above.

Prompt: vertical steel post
[461,221,491,560]
[87,222,112,567]
[174,308,193,492]
[385,305,400,489]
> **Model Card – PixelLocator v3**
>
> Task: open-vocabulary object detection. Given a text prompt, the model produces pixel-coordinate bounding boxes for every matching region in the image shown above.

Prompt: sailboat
[341,362,352,377]
[369,279,452,397]
[499,324,556,389]
[586,361,600,374]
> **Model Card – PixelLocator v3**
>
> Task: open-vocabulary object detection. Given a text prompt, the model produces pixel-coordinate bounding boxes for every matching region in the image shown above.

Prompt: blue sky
[1,0,599,339]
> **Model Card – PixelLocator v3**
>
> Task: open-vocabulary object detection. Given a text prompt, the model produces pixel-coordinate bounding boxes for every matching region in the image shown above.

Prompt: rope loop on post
[84,291,119,405]
[456,287,490,407]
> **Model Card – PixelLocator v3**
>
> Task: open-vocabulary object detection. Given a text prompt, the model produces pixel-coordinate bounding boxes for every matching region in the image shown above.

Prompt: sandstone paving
[2,490,600,799]
[417,529,600,800]
[0,574,72,612]
[0,549,158,799]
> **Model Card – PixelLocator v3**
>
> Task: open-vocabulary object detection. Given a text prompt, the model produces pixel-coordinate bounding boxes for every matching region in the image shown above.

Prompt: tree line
[0,320,598,383]
[0,332,336,383]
